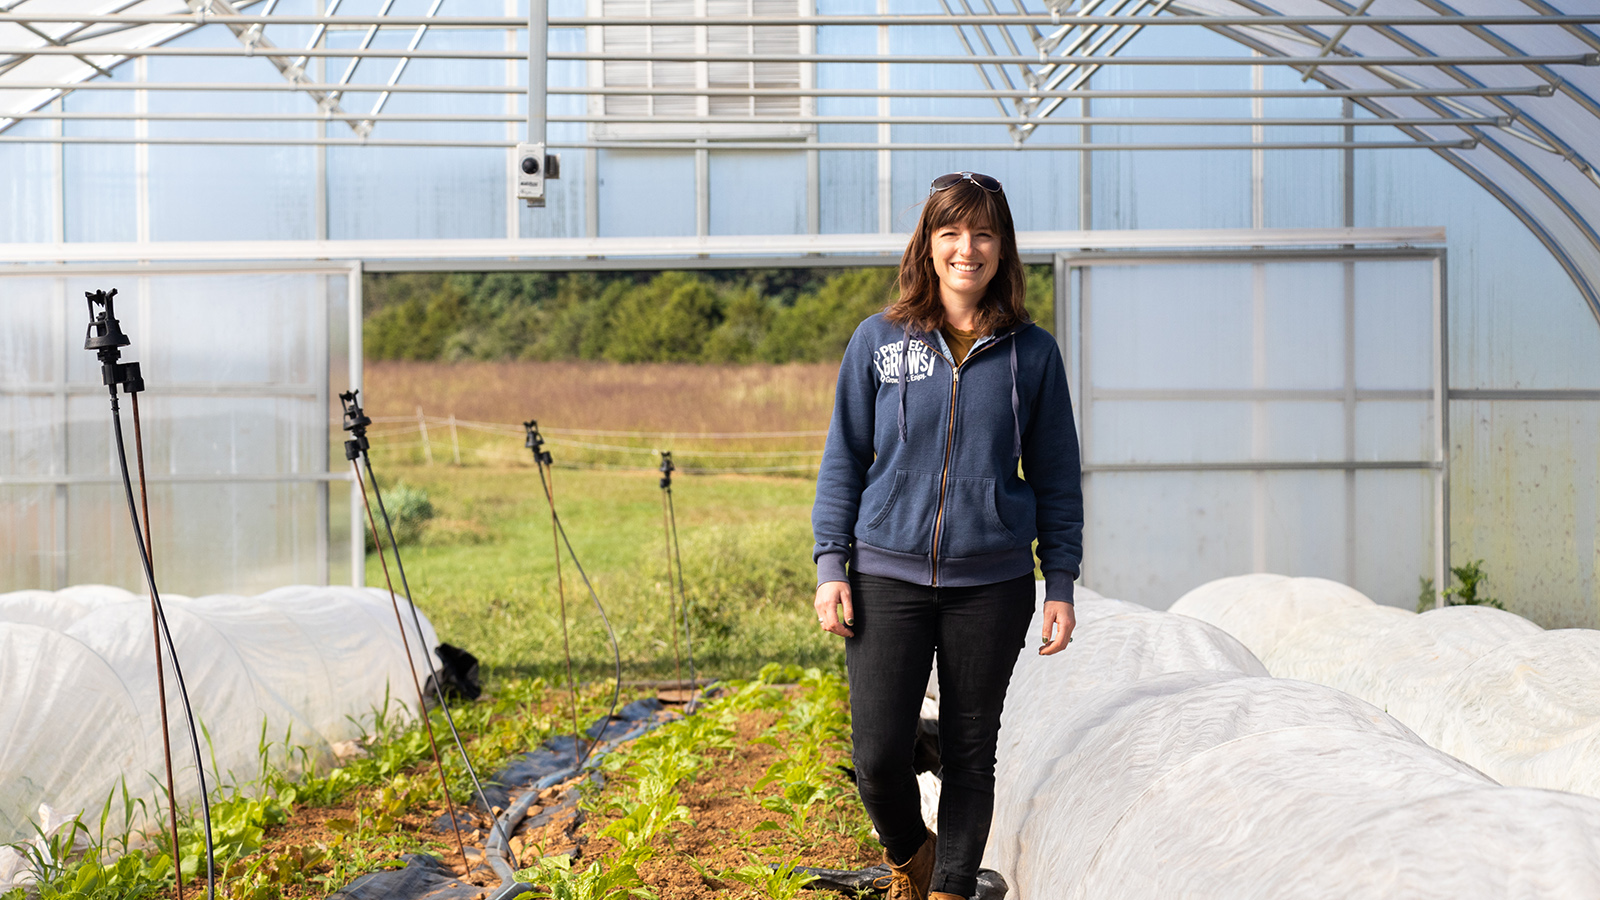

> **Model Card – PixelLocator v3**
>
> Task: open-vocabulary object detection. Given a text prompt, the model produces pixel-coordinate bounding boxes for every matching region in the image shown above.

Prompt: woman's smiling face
[930,219,1001,306]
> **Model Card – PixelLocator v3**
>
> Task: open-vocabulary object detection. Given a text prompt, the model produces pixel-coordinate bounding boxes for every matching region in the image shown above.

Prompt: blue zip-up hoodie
[812,313,1084,604]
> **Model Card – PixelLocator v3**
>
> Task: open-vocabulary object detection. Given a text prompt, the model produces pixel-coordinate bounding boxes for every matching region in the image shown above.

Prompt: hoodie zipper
[926,331,1010,586]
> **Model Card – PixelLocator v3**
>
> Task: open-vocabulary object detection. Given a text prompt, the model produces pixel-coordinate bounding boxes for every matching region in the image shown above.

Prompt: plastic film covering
[1170,573,1600,799]
[1168,573,1375,659]
[1434,630,1600,798]
[0,584,437,847]
[1269,604,1542,746]
[983,590,1600,899]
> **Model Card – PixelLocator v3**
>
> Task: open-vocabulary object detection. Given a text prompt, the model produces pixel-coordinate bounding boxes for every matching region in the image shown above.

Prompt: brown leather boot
[876,830,936,900]
[928,894,965,900]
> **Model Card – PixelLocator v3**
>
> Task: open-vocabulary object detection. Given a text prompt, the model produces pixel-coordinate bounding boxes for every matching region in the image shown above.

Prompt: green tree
[758,268,897,363]
[701,287,774,363]
[602,272,723,363]
[1025,265,1054,333]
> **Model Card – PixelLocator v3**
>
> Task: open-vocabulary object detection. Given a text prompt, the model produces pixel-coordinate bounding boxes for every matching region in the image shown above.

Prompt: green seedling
[516,854,655,900]
[717,852,818,900]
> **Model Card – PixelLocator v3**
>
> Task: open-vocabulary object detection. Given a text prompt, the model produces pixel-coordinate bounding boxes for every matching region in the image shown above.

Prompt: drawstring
[1009,338,1021,460]
[898,324,911,444]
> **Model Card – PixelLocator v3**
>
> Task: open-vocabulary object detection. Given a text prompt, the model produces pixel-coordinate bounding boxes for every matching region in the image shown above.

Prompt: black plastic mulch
[330,700,666,900]
[325,853,486,900]
[797,864,1010,899]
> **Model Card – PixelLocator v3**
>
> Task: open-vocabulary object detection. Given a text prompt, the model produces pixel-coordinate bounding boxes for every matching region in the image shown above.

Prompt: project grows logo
[873,340,937,384]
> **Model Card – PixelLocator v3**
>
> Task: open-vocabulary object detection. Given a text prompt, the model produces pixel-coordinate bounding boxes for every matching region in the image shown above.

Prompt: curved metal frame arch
[1185,0,1600,325]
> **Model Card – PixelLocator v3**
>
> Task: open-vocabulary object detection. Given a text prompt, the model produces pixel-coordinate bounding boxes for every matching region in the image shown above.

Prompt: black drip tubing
[528,434,623,772]
[659,455,699,712]
[110,393,217,899]
[359,453,520,868]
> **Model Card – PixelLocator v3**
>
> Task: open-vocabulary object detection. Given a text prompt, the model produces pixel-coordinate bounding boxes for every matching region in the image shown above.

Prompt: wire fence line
[367,415,828,439]
[357,411,827,474]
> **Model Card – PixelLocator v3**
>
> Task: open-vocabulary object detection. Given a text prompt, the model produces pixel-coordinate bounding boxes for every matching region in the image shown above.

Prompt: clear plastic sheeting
[983,590,1600,899]
[1171,573,1600,799]
[0,584,437,849]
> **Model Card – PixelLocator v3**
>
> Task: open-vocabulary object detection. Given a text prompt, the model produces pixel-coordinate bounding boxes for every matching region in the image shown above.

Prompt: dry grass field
[361,360,840,473]
[364,360,838,434]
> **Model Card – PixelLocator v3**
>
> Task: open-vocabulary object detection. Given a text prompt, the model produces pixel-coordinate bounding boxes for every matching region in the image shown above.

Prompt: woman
[812,171,1083,900]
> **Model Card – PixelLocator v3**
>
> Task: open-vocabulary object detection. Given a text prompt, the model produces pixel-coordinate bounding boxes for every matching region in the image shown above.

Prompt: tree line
[363,267,1053,364]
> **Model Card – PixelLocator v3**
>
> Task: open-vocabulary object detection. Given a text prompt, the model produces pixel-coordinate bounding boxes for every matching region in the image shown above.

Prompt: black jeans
[845,570,1036,898]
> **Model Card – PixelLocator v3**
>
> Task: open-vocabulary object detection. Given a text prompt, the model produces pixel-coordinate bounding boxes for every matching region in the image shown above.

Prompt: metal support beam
[8,45,1597,66]
[0,134,1478,150]
[4,13,1598,26]
[529,0,546,146]
[2,80,1551,98]
[179,0,360,133]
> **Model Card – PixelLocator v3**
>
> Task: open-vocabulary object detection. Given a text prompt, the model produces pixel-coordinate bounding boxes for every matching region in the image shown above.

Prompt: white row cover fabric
[980,589,1600,899]
[0,584,438,849]
[1171,574,1600,798]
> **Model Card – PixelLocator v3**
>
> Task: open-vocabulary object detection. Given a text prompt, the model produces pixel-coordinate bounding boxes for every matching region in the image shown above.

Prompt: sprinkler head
[659,451,675,489]
[524,420,552,466]
[339,391,371,460]
[83,289,130,353]
[339,390,371,434]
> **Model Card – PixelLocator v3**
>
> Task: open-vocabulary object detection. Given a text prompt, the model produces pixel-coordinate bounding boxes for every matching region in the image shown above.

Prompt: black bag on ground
[424,643,481,705]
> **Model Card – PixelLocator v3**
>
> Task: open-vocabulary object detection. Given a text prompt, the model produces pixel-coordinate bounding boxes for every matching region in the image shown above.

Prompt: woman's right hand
[815,581,855,638]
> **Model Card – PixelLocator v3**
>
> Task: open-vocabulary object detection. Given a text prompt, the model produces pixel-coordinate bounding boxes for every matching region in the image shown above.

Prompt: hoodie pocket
[940,476,1023,558]
[859,469,941,554]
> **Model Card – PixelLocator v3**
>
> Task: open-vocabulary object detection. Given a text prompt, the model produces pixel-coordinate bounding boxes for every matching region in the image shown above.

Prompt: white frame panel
[1061,246,1449,604]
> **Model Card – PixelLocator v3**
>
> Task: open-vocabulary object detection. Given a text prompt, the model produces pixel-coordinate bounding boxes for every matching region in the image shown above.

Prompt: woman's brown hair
[884,178,1030,335]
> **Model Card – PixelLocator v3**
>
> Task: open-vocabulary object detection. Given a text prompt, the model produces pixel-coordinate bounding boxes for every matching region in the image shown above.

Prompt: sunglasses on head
[929,171,1003,195]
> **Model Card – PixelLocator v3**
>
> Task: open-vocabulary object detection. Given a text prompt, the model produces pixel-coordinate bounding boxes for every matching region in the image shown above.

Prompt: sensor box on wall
[515,142,546,206]
[515,143,561,207]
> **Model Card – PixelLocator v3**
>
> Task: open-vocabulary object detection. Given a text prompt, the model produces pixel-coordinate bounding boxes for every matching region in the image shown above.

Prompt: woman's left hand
[1039,600,1076,656]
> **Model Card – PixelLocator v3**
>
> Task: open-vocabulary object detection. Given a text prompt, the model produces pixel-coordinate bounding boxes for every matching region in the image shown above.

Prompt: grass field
[363,462,837,682]
[358,359,843,684]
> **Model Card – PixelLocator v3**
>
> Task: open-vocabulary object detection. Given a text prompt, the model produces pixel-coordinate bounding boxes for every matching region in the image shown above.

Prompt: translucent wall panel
[710,151,807,235]
[1073,254,1441,610]
[1452,399,1600,630]
[1086,470,1436,609]
[325,0,513,241]
[0,487,57,585]
[60,67,138,245]
[0,269,352,596]
[1356,139,1600,391]
[598,149,697,236]
[1087,25,1253,231]
[0,119,58,244]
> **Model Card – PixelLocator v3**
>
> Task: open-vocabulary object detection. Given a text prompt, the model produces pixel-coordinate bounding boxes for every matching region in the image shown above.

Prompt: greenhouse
[3,1,1600,897]
[3,0,1598,622]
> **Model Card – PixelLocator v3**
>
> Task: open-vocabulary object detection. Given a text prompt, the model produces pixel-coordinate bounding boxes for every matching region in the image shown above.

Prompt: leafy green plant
[716,852,818,900]
[1444,559,1503,609]
[368,481,435,547]
[1420,560,1504,611]
[173,790,291,881]
[223,842,328,900]
[4,848,170,900]
[598,792,691,865]
[747,668,852,840]
[2,782,173,900]
[1416,576,1437,613]
[516,854,655,900]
